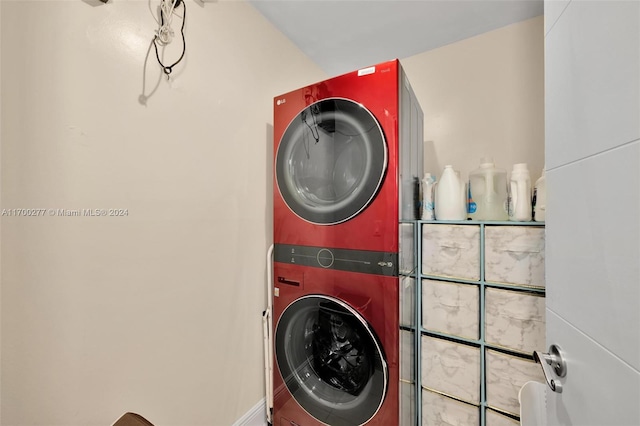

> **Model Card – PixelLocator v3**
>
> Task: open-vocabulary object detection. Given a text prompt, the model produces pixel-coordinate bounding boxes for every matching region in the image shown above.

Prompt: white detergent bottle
[468,157,508,221]
[435,165,466,220]
[508,163,532,222]
[533,168,546,222]
[421,173,436,220]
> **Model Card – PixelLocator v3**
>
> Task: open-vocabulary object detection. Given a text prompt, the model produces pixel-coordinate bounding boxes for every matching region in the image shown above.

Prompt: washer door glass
[275,295,388,426]
[276,98,387,225]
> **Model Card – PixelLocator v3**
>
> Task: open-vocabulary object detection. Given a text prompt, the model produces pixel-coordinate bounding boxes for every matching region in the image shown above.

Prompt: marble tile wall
[421,336,480,403]
[486,409,519,426]
[423,279,479,340]
[422,390,479,426]
[485,287,546,354]
[485,226,545,287]
[419,223,546,425]
[485,349,545,416]
[422,224,480,280]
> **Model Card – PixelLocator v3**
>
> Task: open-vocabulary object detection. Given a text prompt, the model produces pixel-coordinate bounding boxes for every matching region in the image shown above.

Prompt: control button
[316,248,335,268]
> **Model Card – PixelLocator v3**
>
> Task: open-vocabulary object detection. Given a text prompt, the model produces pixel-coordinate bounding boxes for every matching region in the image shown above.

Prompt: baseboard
[232,397,268,426]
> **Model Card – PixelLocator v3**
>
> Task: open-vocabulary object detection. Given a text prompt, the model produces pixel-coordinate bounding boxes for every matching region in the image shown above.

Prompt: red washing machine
[271,60,422,425]
[273,59,423,254]
[272,258,398,426]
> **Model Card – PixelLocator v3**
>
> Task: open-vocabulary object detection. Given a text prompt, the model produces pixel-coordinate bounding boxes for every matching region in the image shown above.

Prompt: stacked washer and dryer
[271,59,423,426]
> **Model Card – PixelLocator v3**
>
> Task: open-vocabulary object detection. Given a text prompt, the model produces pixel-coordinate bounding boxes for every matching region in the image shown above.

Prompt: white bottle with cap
[508,163,532,222]
[467,157,508,221]
[533,168,546,222]
[421,173,436,220]
[435,165,466,220]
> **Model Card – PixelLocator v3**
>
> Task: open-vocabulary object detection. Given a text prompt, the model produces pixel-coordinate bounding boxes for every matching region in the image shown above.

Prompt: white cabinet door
[544,1,640,424]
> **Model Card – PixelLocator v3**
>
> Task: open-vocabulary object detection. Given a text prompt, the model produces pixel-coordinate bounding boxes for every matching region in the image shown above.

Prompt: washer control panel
[274,244,397,277]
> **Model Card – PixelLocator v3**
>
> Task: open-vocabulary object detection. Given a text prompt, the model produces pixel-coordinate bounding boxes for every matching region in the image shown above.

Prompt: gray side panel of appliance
[398,64,424,276]
[398,65,424,222]
[397,63,423,426]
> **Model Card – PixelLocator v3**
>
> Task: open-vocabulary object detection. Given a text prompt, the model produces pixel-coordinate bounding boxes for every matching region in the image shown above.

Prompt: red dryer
[273,59,423,254]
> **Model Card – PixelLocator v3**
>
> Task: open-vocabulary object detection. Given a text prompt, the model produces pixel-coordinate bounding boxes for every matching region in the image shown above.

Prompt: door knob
[533,344,567,393]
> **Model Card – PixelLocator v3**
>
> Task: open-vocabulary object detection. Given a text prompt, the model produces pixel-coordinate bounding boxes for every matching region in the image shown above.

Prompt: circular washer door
[275,295,388,426]
[275,98,387,225]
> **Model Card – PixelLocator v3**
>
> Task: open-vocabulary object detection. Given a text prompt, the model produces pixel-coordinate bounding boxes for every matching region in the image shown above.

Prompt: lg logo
[276,98,286,106]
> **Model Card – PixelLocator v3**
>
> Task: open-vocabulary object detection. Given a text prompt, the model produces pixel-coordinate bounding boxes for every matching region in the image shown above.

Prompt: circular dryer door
[275,295,388,426]
[275,98,387,225]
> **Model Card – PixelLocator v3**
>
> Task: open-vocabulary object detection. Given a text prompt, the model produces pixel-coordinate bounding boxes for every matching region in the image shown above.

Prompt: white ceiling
[249,0,544,76]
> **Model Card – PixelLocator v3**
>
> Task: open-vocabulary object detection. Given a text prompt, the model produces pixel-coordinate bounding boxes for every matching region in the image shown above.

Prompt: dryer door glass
[275,98,387,225]
[275,295,388,426]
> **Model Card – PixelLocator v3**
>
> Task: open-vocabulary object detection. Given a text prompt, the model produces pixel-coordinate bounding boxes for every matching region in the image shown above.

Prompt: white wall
[0,1,325,425]
[544,1,640,424]
[401,16,544,184]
